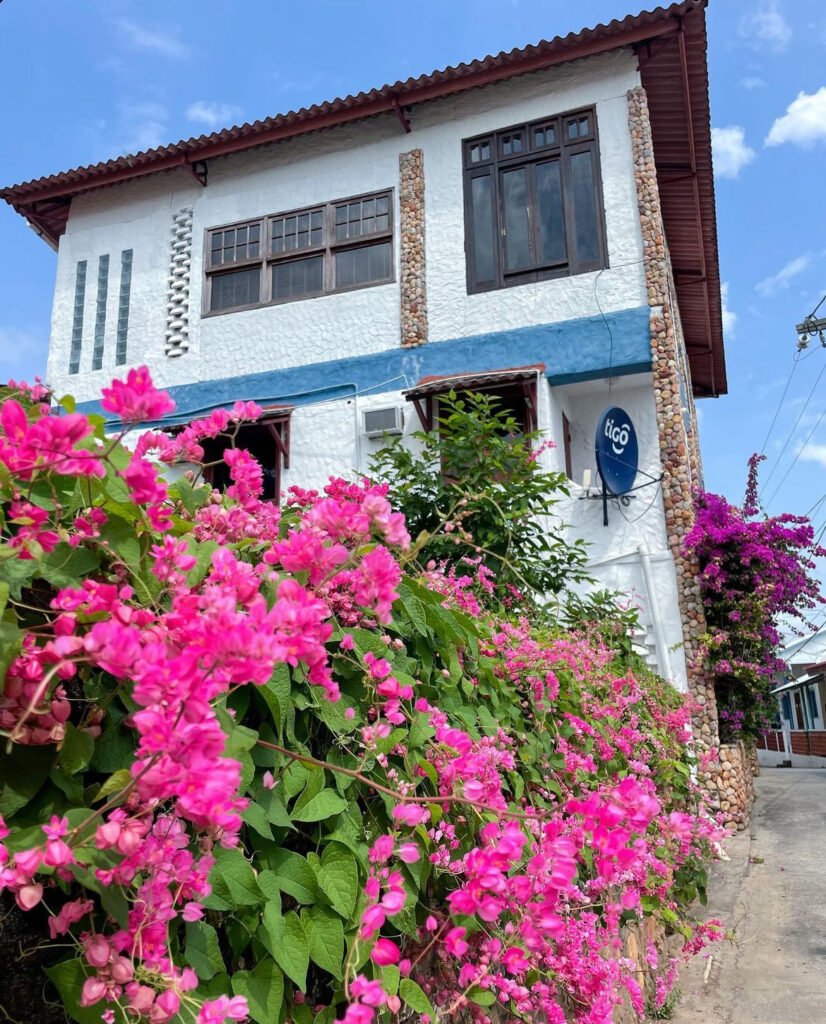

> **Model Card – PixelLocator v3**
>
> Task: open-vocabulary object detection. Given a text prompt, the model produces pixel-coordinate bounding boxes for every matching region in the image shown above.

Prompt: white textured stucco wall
[47,50,644,403]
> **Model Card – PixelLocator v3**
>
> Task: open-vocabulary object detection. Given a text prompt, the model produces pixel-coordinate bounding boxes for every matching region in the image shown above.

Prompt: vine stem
[255,739,545,822]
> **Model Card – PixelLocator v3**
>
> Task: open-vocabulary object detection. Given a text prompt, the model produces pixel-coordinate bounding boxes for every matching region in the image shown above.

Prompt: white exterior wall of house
[46,50,644,398]
[40,47,691,690]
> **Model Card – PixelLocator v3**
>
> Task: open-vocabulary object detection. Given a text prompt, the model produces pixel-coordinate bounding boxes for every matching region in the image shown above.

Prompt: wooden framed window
[405,368,540,436]
[463,107,607,293]
[204,190,393,315]
[561,411,573,480]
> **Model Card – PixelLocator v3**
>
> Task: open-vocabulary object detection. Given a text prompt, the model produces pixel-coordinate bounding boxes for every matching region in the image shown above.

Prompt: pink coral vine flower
[101,365,175,423]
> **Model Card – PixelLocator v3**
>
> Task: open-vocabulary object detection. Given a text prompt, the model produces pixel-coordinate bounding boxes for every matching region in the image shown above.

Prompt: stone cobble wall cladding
[716,741,755,831]
[399,148,427,347]
[626,86,751,826]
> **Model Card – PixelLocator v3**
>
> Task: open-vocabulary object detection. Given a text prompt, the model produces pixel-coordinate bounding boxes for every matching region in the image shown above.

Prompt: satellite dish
[595,407,638,496]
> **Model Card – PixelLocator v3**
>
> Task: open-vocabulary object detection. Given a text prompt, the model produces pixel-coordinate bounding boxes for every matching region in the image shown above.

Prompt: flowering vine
[684,453,826,742]
[0,369,723,1024]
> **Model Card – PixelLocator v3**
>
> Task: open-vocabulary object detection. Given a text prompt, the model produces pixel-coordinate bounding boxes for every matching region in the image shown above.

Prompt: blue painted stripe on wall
[78,305,651,425]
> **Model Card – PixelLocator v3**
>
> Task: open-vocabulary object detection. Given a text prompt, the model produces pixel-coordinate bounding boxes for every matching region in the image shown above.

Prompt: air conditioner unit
[363,406,404,439]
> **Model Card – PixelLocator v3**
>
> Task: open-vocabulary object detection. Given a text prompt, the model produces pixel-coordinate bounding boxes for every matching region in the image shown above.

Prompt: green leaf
[243,801,274,840]
[232,960,284,1024]
[302,905,344,980]
[0,742,54,816]
[95,768,133,802]
[292,789,347,823]
[261,664,291,735]
[316,696,359,735]
[58,723,95,775]
[98,514,141,569]
[263,909,309,990]
[38,544,100,590]
[46,959,126,1024]
[0,619,23,682]
[175,478,212,517]
[259,787,294,829]
[397,583,429,637]
[318,842,358,919]
[185,921,226,981]
[467,986,496,1007]
[49,765,85,804]
[266,850,319,904]
[291,766,325,814]
[400,979,435,1015]
[59,394,77,414]
[209,848,262,908]
[185,538,219,587]
[381,964,400,996]
[90,722,135,773]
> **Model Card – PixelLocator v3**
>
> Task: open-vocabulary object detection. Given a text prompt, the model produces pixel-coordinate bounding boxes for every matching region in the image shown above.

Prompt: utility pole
[796,295,826,351]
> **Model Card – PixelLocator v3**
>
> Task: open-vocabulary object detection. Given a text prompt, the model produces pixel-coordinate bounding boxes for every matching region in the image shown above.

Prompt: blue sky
[2,0,826,525]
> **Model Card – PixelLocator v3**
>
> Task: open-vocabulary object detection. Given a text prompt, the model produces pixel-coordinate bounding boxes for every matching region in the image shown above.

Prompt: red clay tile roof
[0,0,724,396]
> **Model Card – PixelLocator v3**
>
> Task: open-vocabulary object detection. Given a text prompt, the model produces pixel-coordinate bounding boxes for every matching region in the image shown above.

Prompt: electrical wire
[759,353,801,457]
[616,481,664,525]
[764,405,826,509]
[804,490,826,519]
[760,359,826,494]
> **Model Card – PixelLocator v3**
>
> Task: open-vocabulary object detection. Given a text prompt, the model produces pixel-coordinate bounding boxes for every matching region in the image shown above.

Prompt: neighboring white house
[773,633,826,732]
[758,632,826,768]
[1,0,726,698]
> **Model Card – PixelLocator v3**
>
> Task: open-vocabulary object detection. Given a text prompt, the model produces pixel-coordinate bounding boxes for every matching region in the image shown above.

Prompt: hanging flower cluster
[684,454,826,741]
[0,369,723,1024]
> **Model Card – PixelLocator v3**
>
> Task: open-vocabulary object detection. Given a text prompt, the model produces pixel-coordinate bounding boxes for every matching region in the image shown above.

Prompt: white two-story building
[2,0,727,706]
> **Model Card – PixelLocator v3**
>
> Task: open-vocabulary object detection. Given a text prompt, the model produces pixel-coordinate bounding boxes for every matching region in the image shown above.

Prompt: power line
[764,405,826,509]
[761,360,826,494]
[804,490,826,519]
[760,351,801,456]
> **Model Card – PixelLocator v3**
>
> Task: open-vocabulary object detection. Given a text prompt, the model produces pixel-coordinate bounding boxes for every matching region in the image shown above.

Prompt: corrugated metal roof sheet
[405,365,546,398]
[0,0,725,396]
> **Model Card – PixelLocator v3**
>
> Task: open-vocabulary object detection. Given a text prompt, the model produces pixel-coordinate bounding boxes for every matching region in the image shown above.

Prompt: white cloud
[756,254,811,297]
[738,2,792,51]
[118,102,169,155]
[186,101,243,128]
[739,76,766,90]
[721,282,737,335]
[118,19,190,59]
[798,442,826,469]
[765,87,826,148]
[711,125,756,178]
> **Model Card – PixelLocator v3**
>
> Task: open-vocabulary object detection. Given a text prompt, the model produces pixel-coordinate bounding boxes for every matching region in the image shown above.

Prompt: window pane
[534,123,556,148]
[272,255,323,301]
[211,267,260,311]
[536,161,566,264]
[335,241,391,288]
[501,167,530,271]
[570,151,600,262]
[470,174,495,283]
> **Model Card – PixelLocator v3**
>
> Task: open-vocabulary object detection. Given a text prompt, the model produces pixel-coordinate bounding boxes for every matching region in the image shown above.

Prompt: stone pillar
[399,149,427,348]
[627,86,721,811]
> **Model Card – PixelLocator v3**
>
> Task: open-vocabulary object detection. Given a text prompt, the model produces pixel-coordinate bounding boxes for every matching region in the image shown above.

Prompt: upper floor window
[204,191,393,315]
[463,108,607,293]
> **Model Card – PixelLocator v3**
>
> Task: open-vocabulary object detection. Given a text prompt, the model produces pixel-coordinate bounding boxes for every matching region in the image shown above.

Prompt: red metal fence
[758,729,826,758]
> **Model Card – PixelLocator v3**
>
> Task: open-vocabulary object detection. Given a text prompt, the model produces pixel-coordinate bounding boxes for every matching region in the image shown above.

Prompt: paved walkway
[670,768,826,1023]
